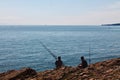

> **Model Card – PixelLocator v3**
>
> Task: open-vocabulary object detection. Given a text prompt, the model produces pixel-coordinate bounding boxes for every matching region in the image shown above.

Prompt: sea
[0,25,120,72]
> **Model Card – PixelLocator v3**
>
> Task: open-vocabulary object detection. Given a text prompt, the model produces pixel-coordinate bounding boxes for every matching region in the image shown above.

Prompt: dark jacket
[55,60,63,68]
[81,60,88,68]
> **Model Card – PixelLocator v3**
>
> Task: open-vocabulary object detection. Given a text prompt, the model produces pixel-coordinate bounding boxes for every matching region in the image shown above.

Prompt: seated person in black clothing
[55,56,63,69]
[78,56,88,68]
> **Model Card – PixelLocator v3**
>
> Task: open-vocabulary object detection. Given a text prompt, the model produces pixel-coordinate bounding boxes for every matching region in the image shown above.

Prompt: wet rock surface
[0,58,120,80]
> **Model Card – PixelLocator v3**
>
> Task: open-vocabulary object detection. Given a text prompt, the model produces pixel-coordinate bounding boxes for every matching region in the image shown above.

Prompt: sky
[0,0,120,25]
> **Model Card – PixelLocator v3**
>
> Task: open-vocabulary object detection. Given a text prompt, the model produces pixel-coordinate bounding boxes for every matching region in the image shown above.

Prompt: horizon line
[0,24,101,26]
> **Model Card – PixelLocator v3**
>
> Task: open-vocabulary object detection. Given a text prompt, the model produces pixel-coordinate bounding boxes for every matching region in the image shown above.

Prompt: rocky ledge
[0,58,120,80]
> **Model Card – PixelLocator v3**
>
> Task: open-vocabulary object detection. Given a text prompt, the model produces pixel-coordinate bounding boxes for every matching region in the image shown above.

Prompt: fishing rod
[89,43,91,65]
[40,41,57,60]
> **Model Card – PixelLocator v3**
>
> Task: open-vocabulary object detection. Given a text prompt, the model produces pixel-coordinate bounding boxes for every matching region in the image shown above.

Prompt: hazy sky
[0,0,120,25]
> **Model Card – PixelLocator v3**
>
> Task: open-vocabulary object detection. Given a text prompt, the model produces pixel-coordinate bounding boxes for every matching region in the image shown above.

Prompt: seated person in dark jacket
[78,56,88,68]
[55,56,63,69]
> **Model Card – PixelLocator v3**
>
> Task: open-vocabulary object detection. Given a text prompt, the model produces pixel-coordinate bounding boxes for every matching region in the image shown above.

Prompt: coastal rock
[0,68,37,80]
[0,58,120,80]
[36,58,120,80]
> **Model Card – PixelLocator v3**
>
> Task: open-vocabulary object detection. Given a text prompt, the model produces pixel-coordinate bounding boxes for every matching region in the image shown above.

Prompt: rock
[107,59,120,66]
[106,69,113,73]
[0,58,120,80]
[0,68,37,80]
[89,78,95,80]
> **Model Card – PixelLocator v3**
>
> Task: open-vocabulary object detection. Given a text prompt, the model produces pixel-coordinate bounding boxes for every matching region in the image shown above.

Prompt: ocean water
[0,25,120,72]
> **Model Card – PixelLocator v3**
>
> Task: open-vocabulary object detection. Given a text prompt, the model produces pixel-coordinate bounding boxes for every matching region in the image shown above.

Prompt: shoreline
[0,57,120,80]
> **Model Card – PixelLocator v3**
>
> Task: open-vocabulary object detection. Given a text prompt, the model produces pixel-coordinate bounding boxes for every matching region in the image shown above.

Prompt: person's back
[78,56,88,68]
[55,56,63,69]
[81,58,88,68]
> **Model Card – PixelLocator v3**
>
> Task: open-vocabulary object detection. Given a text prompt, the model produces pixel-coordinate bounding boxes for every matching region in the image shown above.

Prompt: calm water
[0,25,120,72]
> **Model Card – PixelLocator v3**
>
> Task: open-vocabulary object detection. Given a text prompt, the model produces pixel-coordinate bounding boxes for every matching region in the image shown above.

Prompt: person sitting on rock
[78,56,88,68]
[55,56,63,69]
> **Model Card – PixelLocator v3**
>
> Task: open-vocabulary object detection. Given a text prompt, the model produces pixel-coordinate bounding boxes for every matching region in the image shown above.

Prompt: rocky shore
[0,58,120,80]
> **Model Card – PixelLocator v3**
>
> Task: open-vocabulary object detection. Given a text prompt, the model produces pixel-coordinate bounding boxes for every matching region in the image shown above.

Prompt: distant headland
[101,23,120,26]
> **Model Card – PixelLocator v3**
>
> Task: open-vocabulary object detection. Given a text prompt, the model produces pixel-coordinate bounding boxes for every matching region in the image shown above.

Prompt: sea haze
[0,25,120,72]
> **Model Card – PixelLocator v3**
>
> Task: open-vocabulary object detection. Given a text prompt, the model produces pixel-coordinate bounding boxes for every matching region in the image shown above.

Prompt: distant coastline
[101,23,120,26]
